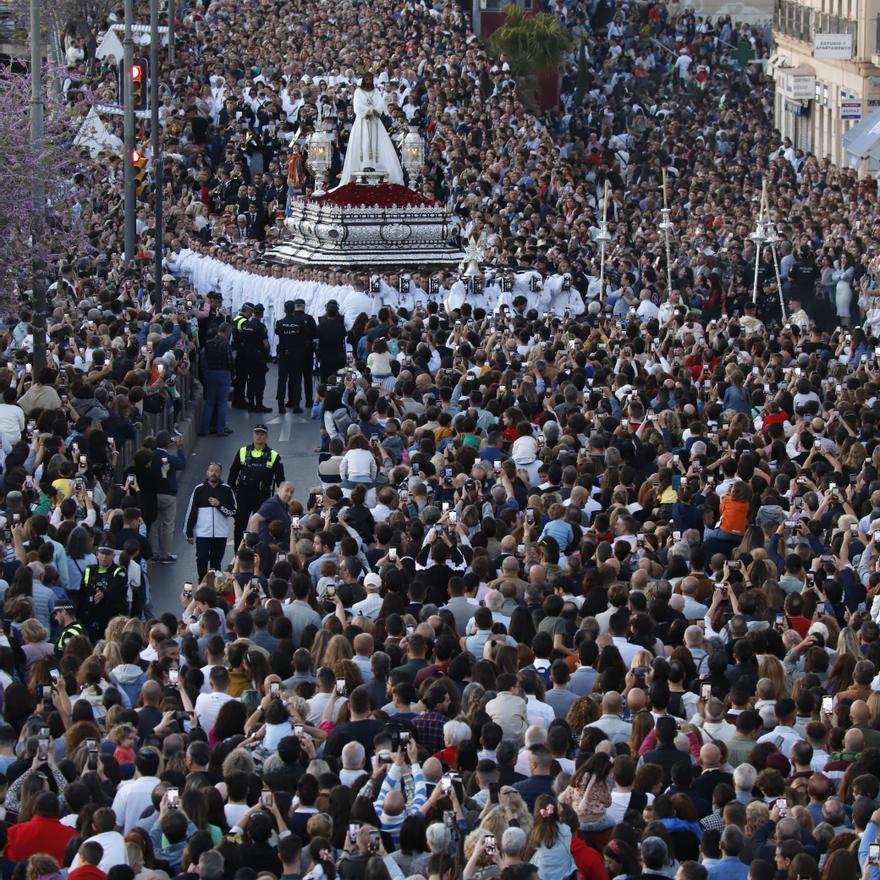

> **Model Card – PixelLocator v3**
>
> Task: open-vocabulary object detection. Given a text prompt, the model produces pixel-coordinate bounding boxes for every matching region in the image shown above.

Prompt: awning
[842,107,880,160]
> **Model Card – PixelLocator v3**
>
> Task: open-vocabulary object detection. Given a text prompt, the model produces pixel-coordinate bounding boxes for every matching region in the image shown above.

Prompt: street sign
[841,98,863,120]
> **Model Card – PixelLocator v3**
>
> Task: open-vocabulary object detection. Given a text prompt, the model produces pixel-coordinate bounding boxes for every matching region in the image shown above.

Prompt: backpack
[332,406,353,436]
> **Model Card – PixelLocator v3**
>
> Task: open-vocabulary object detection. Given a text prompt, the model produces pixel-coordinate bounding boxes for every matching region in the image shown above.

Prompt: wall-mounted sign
[841,98,863,120]
[780,69,817,100]
[814,33,854,59]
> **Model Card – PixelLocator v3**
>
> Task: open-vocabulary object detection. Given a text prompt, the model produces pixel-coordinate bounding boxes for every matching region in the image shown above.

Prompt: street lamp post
[659,168,674,297]
[150,0,163,311]
[750,180,768,306]
[123,0,136,263]
[596,184,613,301]
[30,0,46,372]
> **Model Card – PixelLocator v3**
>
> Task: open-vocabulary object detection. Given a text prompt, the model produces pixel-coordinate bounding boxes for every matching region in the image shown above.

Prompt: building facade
[772,0,880,167]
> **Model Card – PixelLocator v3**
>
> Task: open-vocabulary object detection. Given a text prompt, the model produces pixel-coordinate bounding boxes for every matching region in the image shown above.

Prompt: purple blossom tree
[0,62,95,299]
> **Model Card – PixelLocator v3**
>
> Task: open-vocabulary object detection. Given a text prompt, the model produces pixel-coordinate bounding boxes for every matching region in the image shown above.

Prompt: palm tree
[490,5,573,77]
[489,5,573,109]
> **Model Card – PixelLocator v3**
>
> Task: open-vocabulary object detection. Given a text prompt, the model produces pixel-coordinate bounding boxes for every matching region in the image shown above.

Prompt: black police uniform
[275,302,317,412]
[241,308,271,412]
[79,562,129,638]
[227,440,286,547]
[231,305,253,408]
[55,619,86,655]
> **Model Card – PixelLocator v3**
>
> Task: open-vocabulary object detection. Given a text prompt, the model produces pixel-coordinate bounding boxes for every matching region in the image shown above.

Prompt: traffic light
[117,59,149,109]
[131,60,147,110]
[131,148,149,196]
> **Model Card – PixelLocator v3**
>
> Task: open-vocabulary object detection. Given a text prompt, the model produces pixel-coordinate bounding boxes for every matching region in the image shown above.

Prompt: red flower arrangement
[316,182,436,209]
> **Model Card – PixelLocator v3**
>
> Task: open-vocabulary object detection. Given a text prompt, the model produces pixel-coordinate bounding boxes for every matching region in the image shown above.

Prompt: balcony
[774,0,814,43]
[774,0,860,56]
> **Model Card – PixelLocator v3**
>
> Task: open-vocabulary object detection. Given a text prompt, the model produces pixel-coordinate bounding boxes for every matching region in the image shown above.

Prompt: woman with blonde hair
[105,615,129,645]
[758,654,789,698]
[322,636,354,669]
[745,800,769,837]
[498,786,533,836]
[629,650,654,674]
[836,628,861,661]
[477,804,507,842]
[349,616,374,636]
[18,619,54,668]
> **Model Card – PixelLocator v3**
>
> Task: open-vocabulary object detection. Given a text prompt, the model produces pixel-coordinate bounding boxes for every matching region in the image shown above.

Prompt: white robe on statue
[337,87,404,186]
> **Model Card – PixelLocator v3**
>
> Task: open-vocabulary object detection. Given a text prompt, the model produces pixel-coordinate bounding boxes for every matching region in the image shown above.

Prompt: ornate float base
[265,183,463,268]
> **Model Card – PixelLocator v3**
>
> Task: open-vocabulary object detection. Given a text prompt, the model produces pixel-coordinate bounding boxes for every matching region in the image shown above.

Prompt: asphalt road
[148,364,321,613]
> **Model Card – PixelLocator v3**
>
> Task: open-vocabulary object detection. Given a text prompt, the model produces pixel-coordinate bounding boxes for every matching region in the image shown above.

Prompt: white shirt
[194,690,235,732]
[0,404,24,445]
[810,749,830,772]
[611,636,640,666]
[72,831,128,874]
[637,299,660,321]
[352,591,383,619]
[756,724,801,758]
[112,775,161,832]
[225,803,249,827]
[607,789,654,824]
[306,690,347,725]
[525,694,556,729]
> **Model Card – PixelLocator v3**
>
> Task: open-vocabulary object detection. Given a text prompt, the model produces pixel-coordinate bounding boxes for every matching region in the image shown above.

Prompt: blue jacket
[707,856,749,880]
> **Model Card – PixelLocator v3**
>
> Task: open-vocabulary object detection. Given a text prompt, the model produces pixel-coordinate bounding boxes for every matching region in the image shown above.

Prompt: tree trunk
[536,69,560,110]
[515,74,540,115]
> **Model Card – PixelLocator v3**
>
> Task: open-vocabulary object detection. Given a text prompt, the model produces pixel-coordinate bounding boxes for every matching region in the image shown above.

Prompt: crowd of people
[3,2,880,880]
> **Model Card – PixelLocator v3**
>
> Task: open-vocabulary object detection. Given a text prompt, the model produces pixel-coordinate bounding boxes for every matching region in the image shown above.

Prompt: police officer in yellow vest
[227,424,286,548]
[80,546,129,639]
[231,301,254,409]
[53,601,85,656]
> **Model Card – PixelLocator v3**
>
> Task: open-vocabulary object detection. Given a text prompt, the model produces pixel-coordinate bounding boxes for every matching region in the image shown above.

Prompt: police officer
[53,601,85,655]
[231,301,254,408]
[228,424,286,547]
[275,298,317,413]
[79,546,129,639]
[242,303,271,413]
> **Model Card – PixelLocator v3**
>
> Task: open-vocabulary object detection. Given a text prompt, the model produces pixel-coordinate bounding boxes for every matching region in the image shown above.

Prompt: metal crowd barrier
[112,370,203,482]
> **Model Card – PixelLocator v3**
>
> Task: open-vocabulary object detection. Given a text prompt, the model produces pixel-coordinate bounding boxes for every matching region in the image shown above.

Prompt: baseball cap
[364,573,382,589]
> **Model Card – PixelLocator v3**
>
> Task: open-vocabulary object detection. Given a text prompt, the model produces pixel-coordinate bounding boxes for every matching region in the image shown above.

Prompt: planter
[536,69,560,109]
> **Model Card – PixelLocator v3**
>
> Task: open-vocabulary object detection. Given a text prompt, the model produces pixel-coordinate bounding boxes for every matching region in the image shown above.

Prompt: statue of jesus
[335,72,404,187]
